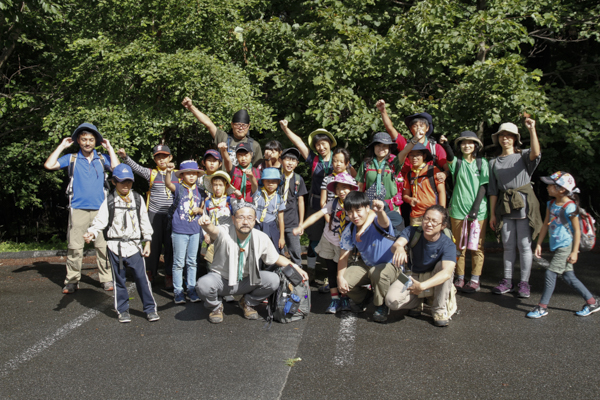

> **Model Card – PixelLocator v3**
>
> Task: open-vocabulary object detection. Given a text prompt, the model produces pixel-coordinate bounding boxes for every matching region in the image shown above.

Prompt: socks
[587,297,596,305]
[471,275,480,283]
[331,294,340,300]
[457,275,465,280]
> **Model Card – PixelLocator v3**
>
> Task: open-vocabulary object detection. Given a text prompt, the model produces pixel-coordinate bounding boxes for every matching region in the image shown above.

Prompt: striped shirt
[123,157,177,214]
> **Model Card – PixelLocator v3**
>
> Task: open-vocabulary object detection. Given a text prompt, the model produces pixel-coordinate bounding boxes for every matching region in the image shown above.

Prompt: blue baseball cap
[72,123,103,144]
[258,167,282,187]
[112,164,135,182]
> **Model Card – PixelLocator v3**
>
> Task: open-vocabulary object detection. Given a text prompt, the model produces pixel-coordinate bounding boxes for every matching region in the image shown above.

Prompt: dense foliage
[1,0,599,241]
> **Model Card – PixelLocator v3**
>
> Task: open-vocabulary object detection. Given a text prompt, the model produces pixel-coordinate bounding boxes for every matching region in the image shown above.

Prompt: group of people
[43,97,598,326]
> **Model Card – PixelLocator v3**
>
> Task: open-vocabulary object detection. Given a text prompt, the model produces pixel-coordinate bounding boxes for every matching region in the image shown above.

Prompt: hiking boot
[62,283,78,294]
[576,298,600,317]
[325,299,341,314]
[174,292,186,304]
[118,311,131,323]
[188,288,201,303]
[462,280,480,293]
[164,275,173,290]
[209,304,224,324]
[433,312,449,327]
[527,305,548,319]
[372,305,389,323]
[340,296,351,312]
[492,279,513,294]
[239,296,259,320]
[101,281,114,291]
[318,278,330,293]
[454,277,465,290]
[517,281,531,298]
[146,312,160,322]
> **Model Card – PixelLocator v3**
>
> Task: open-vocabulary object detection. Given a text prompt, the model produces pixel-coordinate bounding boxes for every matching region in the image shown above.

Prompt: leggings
[326,258,338,290]
[540,269,593,305]
[501,218,532,282]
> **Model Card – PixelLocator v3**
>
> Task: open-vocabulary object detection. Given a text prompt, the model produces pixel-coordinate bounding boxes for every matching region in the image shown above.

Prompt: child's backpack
[267,265,311,325]
[103,189,143,240]
[552,199,596,252]
[362,154,404,209]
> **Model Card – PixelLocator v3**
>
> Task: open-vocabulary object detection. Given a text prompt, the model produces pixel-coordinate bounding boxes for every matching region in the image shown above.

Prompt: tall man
[44,123,120,293]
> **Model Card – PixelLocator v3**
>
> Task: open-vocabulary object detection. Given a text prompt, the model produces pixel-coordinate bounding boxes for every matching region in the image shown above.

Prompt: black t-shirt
[279,172,308,230]
[400,226,457,273]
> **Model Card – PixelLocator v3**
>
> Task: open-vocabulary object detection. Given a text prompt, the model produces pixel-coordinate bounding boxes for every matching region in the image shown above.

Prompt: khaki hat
[492,122,522,146]
[208,170,231,186]
[308,129,337,151]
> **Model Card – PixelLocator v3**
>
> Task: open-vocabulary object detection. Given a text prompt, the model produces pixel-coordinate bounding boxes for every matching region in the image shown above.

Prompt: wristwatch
[410,137,419,145]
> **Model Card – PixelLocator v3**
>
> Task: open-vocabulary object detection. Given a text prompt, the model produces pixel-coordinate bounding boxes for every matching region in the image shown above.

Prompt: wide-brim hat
[540,171,579,194]
[72,123,103,144]
[367,132,398,152]
[492,122,522,146]
[112,164,135,182]
[407,143,433,163]
[308,129,337,151]
[281,147,301,160]
[258,167,283,187]
[174,160,202,178]
[208,170,231,186]
[455,131,483,148]
[404,112,434,138]
[326,172,359,193]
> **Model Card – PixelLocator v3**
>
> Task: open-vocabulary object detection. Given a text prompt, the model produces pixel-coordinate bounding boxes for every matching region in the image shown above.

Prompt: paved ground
[1,250,600,399]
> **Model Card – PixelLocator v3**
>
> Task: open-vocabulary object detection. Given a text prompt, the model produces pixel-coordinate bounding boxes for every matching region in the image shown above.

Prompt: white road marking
[333,312,358,366]
[0,283,135,379]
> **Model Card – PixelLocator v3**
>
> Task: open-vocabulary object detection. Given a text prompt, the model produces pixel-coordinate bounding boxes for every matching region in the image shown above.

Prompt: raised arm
[164,163,177,192]
[118,148,152,181]
[182,96,218,138]
[376,99,400,141]
[101,139,120,171]
[524,117,541,161]
[279,120,310,160]
[198,214,220,242]
[44,138,74,170]
[218,142,233,172]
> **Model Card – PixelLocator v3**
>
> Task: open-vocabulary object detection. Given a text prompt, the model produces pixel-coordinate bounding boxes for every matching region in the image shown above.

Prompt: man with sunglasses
[181,97,263,167]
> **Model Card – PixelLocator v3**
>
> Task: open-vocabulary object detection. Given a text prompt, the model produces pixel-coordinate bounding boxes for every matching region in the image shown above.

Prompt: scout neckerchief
[371,158,387,197]
[157,167,172,199]
[237,233,252,282]
[208,194,227,225]
[411,162,427,198]
[282,171,294,203]
[318,151,333,176]
[240,163,253,199]
[337,199,346,235]
[259,187,278,223]
[181,181,197,221]
[117,192,136,231]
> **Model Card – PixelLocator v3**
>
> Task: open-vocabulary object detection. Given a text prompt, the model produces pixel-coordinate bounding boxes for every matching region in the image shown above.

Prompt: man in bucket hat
[44,123,120,294]
[181,97,262,167]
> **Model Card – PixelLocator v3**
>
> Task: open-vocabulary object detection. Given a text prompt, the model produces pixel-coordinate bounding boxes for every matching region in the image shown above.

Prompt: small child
[279,148,308,267]
[403,143,446,226]
[118,144,177,288]
[202,171,233,266]
[258,140,283,171]
[253,167,286,255]
[222,142,261,202]
[84,164,158,323]
[165,160,205,304]
[527,172,599,319]
[320,148,352,211]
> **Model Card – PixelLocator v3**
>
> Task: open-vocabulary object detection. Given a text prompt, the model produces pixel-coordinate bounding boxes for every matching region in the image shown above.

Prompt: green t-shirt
[214,128,263,167]
[356,156,403,209]
[448,157,489,220]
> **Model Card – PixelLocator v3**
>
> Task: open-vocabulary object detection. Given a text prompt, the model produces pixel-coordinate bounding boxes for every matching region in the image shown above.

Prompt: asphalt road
[1,250,600,399]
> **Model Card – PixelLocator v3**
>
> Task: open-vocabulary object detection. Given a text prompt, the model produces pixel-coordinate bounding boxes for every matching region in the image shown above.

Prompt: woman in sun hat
[488,117,543,299]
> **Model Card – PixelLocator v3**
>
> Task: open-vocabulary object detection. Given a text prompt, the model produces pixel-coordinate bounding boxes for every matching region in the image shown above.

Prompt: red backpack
[551,199,596,252]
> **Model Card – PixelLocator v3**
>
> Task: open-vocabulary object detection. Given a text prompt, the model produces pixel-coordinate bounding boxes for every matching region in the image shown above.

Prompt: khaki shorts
[315,236,340,262]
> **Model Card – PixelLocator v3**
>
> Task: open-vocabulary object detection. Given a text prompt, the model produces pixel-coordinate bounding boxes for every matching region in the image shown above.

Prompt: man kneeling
[197,202,308,323]
[386,205,457,327]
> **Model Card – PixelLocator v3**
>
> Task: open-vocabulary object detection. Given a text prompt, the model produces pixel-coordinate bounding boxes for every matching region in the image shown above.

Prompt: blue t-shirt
[253,189,286,224]
[306,151,332,210]
[400,226,457,273]
[58,150,111,210]
[548,200,576,251]
[171,183,203,235]
[340,216,395,266]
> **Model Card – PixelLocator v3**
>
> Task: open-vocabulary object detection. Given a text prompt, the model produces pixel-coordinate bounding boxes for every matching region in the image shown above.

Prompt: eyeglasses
[422,218,442,227]
[232,123,249,129]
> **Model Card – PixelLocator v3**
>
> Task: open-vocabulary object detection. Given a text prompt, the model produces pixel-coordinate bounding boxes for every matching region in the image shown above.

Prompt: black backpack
[103,190,142,241]
[266,265,311,326]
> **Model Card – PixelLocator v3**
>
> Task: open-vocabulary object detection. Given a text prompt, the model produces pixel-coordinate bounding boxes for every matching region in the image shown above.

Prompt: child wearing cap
[222,142,261,202]
[279,148,308,267]
[253,167,286,256]
[527,172,599,318]
[165,160,205,304]
[84,164,158,323]
[202,171,234,266]
[403,143,446,226]
[117,144,177,288]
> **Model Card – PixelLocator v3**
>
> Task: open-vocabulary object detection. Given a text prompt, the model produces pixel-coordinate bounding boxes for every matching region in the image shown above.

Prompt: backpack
[227,135,255,167]
[66,152,110,205]
[311,153,332,175]
[147,168,178,211]
[362,154,404,209]
[453,157,483,186]
[551,199,596,252]
[408,165,439,198]
[406,225,458,260]
[279,171,302,200]
[267,265,311,324]
[230,166,261,202]
[103,190,143,241]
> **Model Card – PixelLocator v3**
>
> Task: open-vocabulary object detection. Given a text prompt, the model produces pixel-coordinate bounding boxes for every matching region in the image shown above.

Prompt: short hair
[332,147,350,164]
[313,134,333,146]
[264,140,283,153]
[409,118,429,128]
[344,191,370,212]
[211,176,227,185]
[424,205,449,229]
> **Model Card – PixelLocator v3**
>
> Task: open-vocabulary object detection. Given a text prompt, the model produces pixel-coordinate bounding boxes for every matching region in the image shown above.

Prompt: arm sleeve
[521,148,541,176]
[355,162,365,182]
[373,216,394,235]
[441,237,458,262]
[101,153,112,170]
[434,144,447,167]
[298,178,308,196]
[339,224,355,251]
[260,235,282,265]
[400,226,415,242]
[214,129,228,145]
[87,200,109,237]
[440,141,454,162]
[57,154,71,169]
[396,135,408,151]
[123,157,151,181]
[139,198,154,241]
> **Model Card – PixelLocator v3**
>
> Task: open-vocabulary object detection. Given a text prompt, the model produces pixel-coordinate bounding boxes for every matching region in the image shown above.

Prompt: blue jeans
[171,232,200,295]
[540,269,593,306]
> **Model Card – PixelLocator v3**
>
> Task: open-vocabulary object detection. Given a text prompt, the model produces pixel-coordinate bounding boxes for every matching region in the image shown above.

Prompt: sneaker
[517,281,531,298]
[340,296,351,312]
[492,279,513,294]
[118,311,131,323]
[239,296,259,320]
[188,288,201,303]
[164,275,173,290]
[454,277,465,290]
[433,312,449,327]
[62,283,78,294]
[462,280,480,293]
[209,304,224,324]
[576,298,600,317]
[146,312,160,322]
[174,292,186,304]
[527,305,548,319]
[101,281,114,291]
[372,305,389,323]
[325,299,341,314]
[318,278,330,293]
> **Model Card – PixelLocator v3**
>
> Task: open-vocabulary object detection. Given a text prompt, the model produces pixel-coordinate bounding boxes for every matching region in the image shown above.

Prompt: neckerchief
[240,163,253,200]
[208,195,227,225]
[372,158,386,196]
[411,163,427,198]
[318,152,333,176]
[118,192,135,231]
[157,167,171,199]
[282,171,294,203]
[237,233,252,282]
[337,199,346,235]
[259,188,278,223]
[181,182,197,221]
